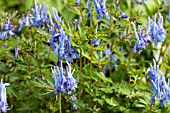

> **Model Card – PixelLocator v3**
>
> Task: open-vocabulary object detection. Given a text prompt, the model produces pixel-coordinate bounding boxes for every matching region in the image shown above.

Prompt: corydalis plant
[51,61,78,109]
[149,13,166,46]
[0,79,10,112]
[17,0,52,32]
[51,61,77,94]
[30,0,49,27]
[147,59,170,107]
[131,13,166,54]
[50,7,80,64]
[131,22,149,54]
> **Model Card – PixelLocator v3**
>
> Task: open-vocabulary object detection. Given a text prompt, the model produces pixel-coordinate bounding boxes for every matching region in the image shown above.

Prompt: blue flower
[58,62,67,93]
[3,43,7,48]
[51,62,78,109]
[73,17,82,31]
[30,0,49,28]
[149,13,166,46]
[160,99,164,108]
[76,0,80,6]
[51,66,60,94]
[135,0,146,5]
[104,48,117,61]
[18,14,31,32]
[0,17,14,40]
[52,7,62,23]
[168,9,170,22]
[30,0,41,27]
[93,0,110,20]
[117,7,128,19]
[131,22,147,54]
[66,62,77,94]
[69,94,78,109]
[14,46,18,59]
[0,79,10,112]
[51,61,66,94]
[88,0,92,19]
[72,102,77,109]
[150,94,155,105]
[51,61,77,95]
[136,0,142,5]
[147,59,170,107]
[51,23,79,64]
[92,38,100,47]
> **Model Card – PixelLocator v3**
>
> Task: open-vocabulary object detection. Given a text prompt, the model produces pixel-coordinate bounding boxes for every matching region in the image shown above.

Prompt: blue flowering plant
[0,0,170,113]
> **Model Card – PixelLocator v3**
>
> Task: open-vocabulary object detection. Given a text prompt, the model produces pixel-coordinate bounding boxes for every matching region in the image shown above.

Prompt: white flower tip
[4,83,10,86]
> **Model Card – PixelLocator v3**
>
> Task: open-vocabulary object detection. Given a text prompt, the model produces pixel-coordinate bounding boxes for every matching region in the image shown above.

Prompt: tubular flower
[103,48,118,74]
[136,0,142,5]
[30,0,50,28]
[76,0,80,6]
[147,59,170,107]
[0,79,10,112]
[18,14,31,32]
[131,22,147,54]
[66,61,77,95]
[51,62,78,109]
[88,0,92,19]
[51,61,66,94]
[117,7,128,19]
[148,13,166,46]
[51,61,77,95]
[92,38,100,47]
[0,17,14,40]
[93,0,110,20]
[14,46,18,59]
[131,13,166,54]
[69,94,78,109]
[51,7,80,64]
[73,17,82,31]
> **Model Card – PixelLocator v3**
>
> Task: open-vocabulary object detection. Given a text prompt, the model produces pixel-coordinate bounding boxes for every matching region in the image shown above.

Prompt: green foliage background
[0,0,170,113]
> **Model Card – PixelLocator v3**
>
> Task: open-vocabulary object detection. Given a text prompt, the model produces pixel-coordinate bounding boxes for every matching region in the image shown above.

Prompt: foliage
[0,0,170,113]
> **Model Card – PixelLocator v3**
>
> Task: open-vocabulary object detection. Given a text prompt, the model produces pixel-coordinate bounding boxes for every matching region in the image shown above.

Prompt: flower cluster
[0,17,14,40]
[18,0,51,31]
[131,13,166,54]
[18,0,80,64]
[93,0,110,20]
[0,79,10,112]
[147,59,170,107]
[50,7,80,64]
[51,61,78,109]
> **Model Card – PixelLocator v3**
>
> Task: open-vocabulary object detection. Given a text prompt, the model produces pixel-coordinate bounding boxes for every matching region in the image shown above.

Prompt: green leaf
[105,97,119,106]
[94,72,113,83]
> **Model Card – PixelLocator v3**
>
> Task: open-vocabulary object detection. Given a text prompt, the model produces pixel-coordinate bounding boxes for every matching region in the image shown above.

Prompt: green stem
[149,104,152,113]
[59,93,62,113]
